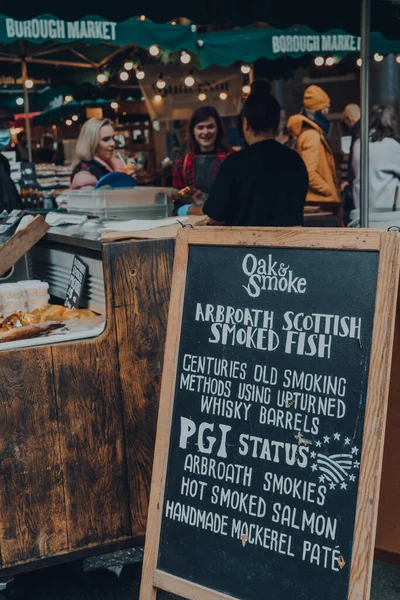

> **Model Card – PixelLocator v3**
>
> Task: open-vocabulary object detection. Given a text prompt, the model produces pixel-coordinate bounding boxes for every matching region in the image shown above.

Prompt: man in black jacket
[203,89,308,226]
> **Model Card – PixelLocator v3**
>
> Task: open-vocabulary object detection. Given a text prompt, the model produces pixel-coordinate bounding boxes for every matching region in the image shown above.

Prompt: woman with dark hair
[172,106,231,216]
[352,104,400,214]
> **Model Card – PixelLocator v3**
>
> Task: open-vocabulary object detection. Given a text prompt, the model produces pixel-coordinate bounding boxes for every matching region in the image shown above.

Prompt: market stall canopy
[0,13,197,70]
[198,27,400,68]
[2,0,400,38]
[2,14,400,72]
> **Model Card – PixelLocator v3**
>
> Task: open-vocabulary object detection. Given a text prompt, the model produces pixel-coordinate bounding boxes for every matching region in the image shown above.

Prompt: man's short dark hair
[243,91,281,135]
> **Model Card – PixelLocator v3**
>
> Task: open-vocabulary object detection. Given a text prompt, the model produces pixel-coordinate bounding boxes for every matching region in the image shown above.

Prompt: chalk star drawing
[344,437,351,445]
[310,436,361,491]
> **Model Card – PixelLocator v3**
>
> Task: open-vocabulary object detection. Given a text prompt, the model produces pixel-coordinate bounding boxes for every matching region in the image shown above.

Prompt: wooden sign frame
[140,227,400,600]
[0,215,49,277]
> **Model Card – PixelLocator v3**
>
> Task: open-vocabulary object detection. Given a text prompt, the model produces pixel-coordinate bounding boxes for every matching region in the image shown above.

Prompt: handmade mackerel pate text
[157,245,379,600]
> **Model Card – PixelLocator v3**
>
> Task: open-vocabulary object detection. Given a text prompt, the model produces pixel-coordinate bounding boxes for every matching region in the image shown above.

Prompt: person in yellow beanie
[286,85,341,215]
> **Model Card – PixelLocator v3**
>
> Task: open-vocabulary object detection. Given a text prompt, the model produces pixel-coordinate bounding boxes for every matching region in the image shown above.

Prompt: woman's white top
[352,136,400,210]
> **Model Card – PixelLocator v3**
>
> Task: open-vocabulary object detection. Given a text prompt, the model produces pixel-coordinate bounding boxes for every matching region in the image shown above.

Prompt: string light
[16,97,24,106]
[97,73,107,83]
[396,55,400,64]
[24,79,34,89]
[198,93,207,101]
[171,20,177,25]
[154,94,162,103]
[111,101,119,109]
[140,15,146,21]
[325,57,335,66]
[149,45,160,57]
[242,85,251,95]
[156,75,166,89]
[72,115,79,122]
[219,92,228,100]
[184,74,195,87]
[374,53,384,62]
[180,51,191,64]
[64,95,73,103]
[65,119,72,126]
[124,61,133,71]
[314,57,324,66]
[357,58,362,67]
[119,71,129,81]
[136,69,145,80]
[241,64,251,74]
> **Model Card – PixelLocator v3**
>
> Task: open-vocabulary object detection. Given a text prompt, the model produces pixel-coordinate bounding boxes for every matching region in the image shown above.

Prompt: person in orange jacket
[286,85,340,206]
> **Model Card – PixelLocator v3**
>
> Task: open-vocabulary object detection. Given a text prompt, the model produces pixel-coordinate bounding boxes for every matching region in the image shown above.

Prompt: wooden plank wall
[0,238,174,570]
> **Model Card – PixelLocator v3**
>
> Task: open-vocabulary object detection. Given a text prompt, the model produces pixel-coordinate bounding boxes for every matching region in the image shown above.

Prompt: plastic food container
[0,283,23,299]
[62,187,174,220]
[20,281,49,297]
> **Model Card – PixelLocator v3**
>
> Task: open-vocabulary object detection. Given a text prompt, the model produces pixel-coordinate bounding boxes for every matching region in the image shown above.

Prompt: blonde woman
[70,118,133,189]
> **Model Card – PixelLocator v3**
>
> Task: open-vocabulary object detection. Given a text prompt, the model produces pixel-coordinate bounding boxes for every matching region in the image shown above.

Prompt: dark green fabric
[0,14,197,51]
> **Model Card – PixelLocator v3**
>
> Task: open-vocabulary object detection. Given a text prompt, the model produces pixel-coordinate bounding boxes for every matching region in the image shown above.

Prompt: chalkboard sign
[140,228,400,600]
[64,255,88,309]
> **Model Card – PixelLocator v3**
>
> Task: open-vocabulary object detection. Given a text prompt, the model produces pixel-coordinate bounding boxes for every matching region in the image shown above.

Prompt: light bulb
[140,15,146,21]
[185,75,195,87]
[171,20,177,25]
[241,64,251,74]
[396,55,400,64]
[374,53,384,62]
[97,73,107,83]
[314,56,324,66]
[198,93,206,101]
[16,97,24,106]
[72,115,79,122]
[357,58,362,67]
[325,57,335,66]
[157,78,166,89]
[64,95,73,103]
[149,45,160,57]
[111,101,119,109]
[242,85,251,95]
[120,71,129,81]
[136,69,145,80]
[181,51,191,64]
[24,79,34,89]
[219,92,228,100]
[124,61,133,71]
[154,94,162,103]
[66,119,72,126]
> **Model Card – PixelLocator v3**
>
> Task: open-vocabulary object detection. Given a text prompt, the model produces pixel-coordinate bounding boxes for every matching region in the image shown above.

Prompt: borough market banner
[0,14,198,52]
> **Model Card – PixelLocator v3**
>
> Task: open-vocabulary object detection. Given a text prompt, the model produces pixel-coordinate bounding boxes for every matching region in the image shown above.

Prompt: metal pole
[360,0,371,227]
[21,60,32,162]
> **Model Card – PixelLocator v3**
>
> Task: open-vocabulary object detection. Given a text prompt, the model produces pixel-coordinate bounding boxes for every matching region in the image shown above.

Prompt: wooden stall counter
[0,234,175,575]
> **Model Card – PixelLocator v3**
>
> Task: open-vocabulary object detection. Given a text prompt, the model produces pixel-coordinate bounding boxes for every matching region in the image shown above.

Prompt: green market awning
[197,27,400,68]
[1,15,400,73]
[0,14,197,52]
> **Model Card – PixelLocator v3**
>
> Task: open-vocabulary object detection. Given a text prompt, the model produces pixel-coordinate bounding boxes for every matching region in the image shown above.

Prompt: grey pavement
[2,558,400,599]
